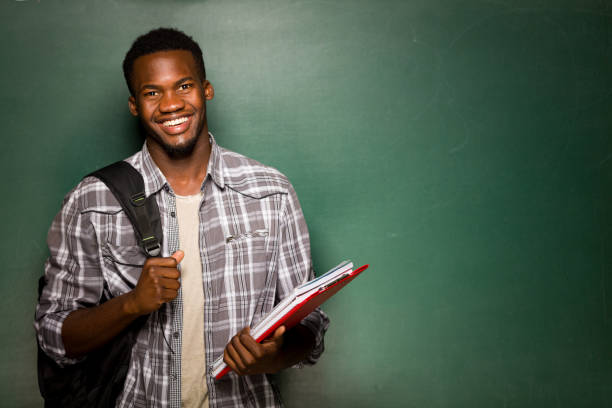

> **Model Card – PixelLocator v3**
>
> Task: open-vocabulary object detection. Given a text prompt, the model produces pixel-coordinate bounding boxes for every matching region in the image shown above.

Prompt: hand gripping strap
[38,161,156,408]
[87,161,163,258]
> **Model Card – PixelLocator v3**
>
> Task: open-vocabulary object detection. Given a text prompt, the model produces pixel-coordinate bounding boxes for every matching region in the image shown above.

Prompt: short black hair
[122,27,206,95]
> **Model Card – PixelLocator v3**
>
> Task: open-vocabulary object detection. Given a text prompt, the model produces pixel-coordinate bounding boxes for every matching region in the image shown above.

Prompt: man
[35,27,329,407]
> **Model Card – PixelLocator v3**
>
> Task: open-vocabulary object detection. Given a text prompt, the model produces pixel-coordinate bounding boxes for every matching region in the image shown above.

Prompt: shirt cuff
[36,310,84,367]
[298,307,330,365]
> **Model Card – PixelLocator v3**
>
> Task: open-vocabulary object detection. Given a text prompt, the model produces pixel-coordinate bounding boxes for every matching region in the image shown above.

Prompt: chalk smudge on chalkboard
[597,152,612,168]
[449,135,470,154]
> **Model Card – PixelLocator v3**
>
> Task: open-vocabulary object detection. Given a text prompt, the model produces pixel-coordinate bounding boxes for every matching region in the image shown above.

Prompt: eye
[179,83,194,91]
[143,90,158,97]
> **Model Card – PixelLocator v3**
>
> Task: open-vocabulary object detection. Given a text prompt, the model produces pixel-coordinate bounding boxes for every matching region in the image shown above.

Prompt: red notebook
[212,262,370,379]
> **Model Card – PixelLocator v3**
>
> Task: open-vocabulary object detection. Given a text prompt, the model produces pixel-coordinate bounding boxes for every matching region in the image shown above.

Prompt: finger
[272,325,286,339]
[158,277,180,290]
[171,250,184,264]
[232,331,256,367]
[146,257,180,268]
[271,325,285,347]
[226,342,248,374]
[262,325,285,345]
[223,347,242,376]
[240,328,264,359]
[156,267,181,280]
[161,288,179,301]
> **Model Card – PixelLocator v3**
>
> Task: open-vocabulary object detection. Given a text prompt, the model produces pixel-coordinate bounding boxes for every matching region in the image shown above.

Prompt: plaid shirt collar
[139,132,225,197]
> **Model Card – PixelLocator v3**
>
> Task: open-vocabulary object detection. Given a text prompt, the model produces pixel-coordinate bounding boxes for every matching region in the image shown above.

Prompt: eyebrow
[139,77,196,91]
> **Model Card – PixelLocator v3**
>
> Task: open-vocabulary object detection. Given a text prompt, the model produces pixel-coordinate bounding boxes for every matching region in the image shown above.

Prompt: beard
[151,131,199,158]
[141,117,204,159]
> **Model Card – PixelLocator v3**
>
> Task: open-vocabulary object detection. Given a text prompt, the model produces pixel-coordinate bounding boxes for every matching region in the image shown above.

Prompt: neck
[147,130,211,196]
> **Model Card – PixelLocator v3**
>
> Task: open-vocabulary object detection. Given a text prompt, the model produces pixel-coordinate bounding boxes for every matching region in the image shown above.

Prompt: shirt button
[170,211,176,217]
[173,331,180,338]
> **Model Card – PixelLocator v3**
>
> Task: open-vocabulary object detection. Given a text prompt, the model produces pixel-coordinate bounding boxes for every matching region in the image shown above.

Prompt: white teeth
[163,117,189,127]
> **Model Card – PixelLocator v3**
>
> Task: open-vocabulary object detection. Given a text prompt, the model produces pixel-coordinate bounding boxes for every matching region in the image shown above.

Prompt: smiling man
[35,28,329,407]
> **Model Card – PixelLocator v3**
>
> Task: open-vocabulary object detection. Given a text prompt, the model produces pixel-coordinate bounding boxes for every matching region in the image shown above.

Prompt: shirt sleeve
[34,183,105,366]
[275,182,330,365]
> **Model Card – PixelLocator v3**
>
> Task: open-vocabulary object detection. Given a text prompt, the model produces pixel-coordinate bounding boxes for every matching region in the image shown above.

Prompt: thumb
[273,325,286,339]
[270,325,285,348]
[171,250,185,264]
[262,325,285,347]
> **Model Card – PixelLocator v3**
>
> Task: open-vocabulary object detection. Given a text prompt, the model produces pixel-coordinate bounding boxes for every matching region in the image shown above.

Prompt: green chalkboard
[1,0,612,407]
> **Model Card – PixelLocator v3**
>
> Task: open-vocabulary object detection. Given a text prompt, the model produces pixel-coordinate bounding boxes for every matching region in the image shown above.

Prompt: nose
[159,91,185,113]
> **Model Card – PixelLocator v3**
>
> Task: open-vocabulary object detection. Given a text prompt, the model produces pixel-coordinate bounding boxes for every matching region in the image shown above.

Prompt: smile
[162,117,189,127]
[158,115,193,135]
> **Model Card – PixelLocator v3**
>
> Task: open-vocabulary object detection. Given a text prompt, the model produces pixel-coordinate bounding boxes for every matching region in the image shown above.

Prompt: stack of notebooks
[212,260,369,379]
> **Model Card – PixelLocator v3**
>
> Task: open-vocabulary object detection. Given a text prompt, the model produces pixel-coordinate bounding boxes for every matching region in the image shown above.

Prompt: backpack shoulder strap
[87,161,163,258]
[37,161,156,408]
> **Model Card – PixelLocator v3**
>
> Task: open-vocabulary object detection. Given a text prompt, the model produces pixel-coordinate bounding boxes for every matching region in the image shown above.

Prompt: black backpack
[37,161,163,408]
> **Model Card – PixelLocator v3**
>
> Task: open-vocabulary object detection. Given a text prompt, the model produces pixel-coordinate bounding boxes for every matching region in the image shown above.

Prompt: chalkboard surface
[1,1,612,407]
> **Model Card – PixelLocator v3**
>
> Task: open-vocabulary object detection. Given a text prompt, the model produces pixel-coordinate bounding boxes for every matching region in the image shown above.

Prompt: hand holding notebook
[212,260,370,379]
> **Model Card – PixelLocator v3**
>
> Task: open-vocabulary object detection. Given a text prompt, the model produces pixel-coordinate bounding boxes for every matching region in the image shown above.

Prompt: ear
[203,81,214,101]
[128,95,139,117]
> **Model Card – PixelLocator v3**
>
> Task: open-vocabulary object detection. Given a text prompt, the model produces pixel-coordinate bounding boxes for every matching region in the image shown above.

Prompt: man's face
[128,50,213,157]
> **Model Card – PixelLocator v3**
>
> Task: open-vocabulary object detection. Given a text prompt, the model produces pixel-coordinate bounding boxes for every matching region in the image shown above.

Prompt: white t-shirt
[176,193,208,408]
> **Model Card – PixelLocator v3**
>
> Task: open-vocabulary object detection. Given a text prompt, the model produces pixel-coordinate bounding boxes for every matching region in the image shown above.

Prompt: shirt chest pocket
[101,243,146,297]
[211,190,282,312]
[220,230,271,306]
[96,208,147,297]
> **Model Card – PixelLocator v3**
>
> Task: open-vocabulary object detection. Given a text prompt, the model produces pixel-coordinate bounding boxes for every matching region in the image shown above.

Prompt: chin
[165,139,199,158]
[152,132,200,158]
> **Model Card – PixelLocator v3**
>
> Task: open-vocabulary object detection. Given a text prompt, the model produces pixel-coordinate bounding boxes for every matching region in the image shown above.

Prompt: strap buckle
[142,236,161,257]
[130,192,146,207]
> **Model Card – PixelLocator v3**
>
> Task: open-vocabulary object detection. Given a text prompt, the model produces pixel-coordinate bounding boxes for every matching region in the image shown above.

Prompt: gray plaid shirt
[35,134,329,407]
